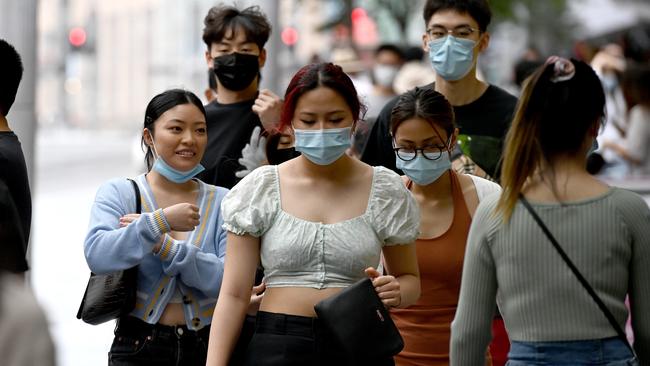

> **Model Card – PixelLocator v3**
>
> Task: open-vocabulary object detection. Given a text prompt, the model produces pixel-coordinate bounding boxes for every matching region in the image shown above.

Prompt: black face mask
[212,53,260,91]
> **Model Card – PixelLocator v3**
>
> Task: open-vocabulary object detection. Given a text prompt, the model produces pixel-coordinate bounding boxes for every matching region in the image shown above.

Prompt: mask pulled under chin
[293,127,352,166]
[152,157,205,183]
[213,52,260,91]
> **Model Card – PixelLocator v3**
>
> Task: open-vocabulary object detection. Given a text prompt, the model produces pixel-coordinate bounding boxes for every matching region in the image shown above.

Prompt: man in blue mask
[198,5,282,190]
[362,0,517,182]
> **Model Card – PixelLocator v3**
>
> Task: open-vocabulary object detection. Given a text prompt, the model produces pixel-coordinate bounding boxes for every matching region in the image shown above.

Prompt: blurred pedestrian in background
[602,63,650,177]
[393,46,436,94]
[367,44,405,119]
[350,44,405,158]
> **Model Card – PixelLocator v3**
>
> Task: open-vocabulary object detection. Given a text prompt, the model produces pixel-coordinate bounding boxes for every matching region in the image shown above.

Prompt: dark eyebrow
[166,119,205,124]
[298,110,347,116]
[429,23,473,29]
[216,40,255,46]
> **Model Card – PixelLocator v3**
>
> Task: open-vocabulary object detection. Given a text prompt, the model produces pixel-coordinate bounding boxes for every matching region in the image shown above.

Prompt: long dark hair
[141,89,206,170]
[278,62,366,132]
[497,58,605,221]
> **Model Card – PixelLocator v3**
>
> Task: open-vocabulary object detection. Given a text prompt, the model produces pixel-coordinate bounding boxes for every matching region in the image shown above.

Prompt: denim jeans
[108,316,210,366]
[507,337,637,365]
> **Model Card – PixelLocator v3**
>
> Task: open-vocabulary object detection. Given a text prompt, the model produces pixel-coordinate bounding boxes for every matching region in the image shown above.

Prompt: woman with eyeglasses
[388,87,500,366]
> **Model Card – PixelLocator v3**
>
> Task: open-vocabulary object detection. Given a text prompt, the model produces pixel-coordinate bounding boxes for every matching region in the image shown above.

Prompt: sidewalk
[30,127,139,366]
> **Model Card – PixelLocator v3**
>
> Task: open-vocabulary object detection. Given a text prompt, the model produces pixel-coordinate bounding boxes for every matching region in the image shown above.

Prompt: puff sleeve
[221,165,279,237]
[371,167,420,245]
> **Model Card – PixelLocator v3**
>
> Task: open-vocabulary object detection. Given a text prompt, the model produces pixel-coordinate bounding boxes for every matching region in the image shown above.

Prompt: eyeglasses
[393,145,448,161]
[426,25,477,40]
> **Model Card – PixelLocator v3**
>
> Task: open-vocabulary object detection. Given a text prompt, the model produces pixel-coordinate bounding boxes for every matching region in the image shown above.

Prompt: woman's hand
[162,203,200,231]
[365,267,401,308]
[119,213,140,228]
[247,282,266,316]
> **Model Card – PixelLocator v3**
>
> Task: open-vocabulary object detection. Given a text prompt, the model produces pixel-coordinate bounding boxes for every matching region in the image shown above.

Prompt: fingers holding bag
[365,267,402,308]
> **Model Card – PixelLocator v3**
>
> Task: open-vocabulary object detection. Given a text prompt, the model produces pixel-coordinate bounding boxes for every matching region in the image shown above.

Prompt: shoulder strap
[519,195,636,357]
[127,178,141,214]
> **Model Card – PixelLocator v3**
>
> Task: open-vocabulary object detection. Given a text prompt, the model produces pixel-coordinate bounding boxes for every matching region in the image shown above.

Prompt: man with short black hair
[362,0,516,181]
[198,4,281,189]
[0,39,31,273]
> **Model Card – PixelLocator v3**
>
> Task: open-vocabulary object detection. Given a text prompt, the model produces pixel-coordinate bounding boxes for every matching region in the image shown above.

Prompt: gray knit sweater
[450,188,650,365]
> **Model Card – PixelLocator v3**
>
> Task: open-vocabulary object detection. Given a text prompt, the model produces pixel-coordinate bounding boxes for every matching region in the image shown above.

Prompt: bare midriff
[260,287,345,317]
[157,303,186,326]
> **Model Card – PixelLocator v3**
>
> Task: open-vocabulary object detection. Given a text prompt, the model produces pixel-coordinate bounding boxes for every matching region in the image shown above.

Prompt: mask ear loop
[145,128,160,160]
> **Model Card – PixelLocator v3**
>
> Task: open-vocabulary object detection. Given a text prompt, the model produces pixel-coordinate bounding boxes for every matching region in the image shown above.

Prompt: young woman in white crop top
[206,63,421,366]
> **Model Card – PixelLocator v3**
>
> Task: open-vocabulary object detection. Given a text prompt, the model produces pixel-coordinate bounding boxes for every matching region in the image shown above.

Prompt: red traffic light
[281,27,298,46]
[68,27,87,48]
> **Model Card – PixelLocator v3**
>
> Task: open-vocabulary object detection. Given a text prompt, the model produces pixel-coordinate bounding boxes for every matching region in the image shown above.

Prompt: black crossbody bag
[76,179,140,325]
[520,195,638,360]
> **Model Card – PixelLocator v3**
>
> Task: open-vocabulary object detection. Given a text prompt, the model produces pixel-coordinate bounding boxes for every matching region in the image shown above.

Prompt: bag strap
[128,178,142,214]
[77,178,142,319]
[519,195,636,357]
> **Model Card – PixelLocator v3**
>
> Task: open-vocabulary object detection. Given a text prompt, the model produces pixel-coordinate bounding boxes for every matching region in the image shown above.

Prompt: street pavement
[31,128,140,366]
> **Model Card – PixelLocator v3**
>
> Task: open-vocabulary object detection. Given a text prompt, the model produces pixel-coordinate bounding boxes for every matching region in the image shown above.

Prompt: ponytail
[496,57,605,222]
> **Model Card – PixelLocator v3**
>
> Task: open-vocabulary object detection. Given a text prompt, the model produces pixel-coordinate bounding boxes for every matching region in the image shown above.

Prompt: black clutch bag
[76,179,140,325]
[314,278,404,361]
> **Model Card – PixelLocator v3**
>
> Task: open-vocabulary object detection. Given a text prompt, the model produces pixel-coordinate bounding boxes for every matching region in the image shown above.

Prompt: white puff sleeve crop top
[221,165,420,289]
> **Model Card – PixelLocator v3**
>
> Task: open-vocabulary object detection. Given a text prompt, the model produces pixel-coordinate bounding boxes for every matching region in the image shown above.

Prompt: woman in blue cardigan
[84,89,228,365]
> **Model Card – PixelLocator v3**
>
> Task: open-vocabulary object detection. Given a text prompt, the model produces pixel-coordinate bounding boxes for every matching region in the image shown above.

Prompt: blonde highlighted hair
[496,58,605,222]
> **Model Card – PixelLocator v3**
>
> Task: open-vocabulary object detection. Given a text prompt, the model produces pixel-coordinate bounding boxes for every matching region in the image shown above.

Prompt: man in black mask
[199,4,281,189]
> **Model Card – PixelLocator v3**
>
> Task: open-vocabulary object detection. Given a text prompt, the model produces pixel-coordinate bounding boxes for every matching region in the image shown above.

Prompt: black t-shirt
[0,179,28,272]
[361,84,517,178]
[197,98,263,189]
[0,132,32,246]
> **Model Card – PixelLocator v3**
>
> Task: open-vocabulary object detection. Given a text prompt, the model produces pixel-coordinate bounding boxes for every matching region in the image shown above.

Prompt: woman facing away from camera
[450,57,650,365]
[388,87,500,366]
[206,62,421,366]
[84,89,229,365]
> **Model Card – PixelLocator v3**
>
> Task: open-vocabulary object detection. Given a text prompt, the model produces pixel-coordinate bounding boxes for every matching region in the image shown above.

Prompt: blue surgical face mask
[293,127,351,165]
[396,152,452,186]
[428,36,476,81]
[150,142,205,183]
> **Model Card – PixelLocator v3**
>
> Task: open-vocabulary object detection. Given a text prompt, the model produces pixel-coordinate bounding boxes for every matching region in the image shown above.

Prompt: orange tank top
[392,171,472,366]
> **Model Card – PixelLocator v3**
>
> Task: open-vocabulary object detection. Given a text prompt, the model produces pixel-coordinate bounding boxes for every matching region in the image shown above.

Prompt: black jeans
[242,311,395,366]
[108,316,210,366]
